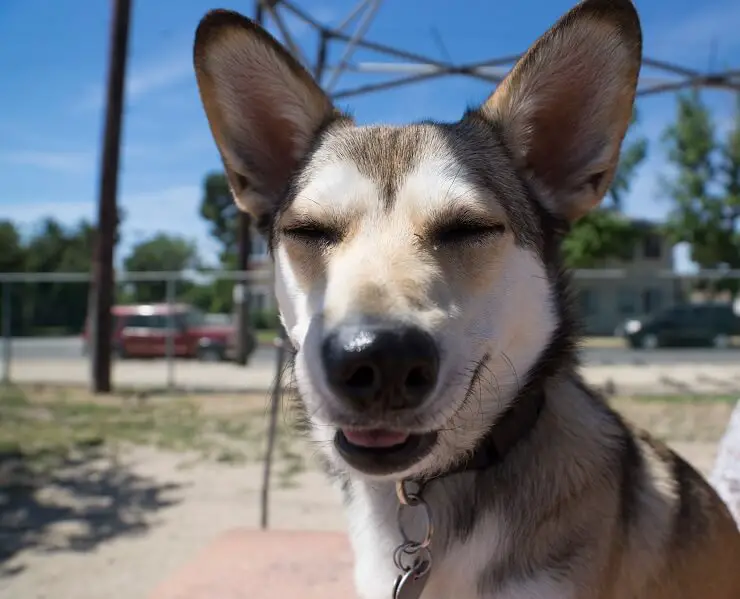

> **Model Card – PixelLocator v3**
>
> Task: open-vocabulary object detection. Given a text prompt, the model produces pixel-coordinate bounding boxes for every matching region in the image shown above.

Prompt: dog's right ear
[193,10,336,223]
[478,0,642,222]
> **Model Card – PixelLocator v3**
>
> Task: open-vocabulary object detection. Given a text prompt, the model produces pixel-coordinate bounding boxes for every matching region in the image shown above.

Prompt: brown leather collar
[420,387,546,484]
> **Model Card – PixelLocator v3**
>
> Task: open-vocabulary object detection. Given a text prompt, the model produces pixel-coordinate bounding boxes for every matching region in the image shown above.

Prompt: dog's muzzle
[320,317,440,475]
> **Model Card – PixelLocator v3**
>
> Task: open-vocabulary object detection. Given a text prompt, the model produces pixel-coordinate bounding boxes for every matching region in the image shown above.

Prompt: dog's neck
[342,376,556,593]
[414,316,577,485]
[416,384,547,486]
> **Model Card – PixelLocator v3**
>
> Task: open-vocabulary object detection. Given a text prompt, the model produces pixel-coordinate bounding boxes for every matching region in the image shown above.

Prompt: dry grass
[611,395,737,443]
[0,384,306,488]
[581,336,626,348]
[1,384,735,489]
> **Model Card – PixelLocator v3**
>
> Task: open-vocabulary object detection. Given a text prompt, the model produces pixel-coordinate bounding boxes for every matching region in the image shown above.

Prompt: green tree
[662,91,740,292]
[607,109,649,210]
[123,233,200,302]
[563,109,649,268]
[181,277,234,314]
[562,209,643,268]
[0,220,27,335]
[200,172,239,263]
[0,215,128,335]
[22,219,96,335]
[199,171,256,320]
[0,220,25,273]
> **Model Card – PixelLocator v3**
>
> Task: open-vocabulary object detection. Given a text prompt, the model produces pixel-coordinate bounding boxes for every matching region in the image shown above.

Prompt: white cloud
[75,3,335,113]
[0,150,95,174]
[76,41,193,112]
[125,58,192,100]
[2,200,94,233]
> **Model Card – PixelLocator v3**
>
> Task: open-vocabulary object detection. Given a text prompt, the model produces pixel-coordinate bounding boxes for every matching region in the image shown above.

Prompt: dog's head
[193,0,641,480]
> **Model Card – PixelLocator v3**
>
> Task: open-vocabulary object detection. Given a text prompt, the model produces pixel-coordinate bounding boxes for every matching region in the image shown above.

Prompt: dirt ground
[0,389,736,599]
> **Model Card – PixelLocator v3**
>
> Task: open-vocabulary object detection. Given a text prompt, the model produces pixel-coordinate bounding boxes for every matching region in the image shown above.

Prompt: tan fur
[482,0,641,221]
[194,1,740,597]
[486,376,740,599]
[193,11,336,218]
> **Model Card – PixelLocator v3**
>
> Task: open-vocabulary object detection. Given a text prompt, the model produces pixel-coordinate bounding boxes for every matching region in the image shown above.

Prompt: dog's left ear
[479,0,642,221]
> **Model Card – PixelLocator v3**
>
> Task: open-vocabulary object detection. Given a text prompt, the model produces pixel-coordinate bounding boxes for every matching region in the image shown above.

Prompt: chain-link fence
[0,269,281,393]
[1,269,739,396]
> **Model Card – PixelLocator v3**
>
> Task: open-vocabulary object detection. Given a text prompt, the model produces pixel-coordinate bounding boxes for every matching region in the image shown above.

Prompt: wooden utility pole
[91,0,132,393]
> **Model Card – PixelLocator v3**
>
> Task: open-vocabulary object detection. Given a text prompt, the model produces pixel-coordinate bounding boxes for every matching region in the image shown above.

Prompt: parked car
[621,302,740,349]
[82,303,254,362]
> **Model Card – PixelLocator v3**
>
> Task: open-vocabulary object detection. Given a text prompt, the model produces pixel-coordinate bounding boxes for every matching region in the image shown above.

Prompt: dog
[193,1,740,597]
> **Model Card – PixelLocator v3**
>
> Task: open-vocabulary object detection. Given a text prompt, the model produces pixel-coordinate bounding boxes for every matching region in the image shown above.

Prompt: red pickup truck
[82,303,240,361]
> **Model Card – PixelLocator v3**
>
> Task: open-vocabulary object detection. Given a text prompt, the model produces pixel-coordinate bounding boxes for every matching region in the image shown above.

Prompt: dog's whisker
[500,352,520,395]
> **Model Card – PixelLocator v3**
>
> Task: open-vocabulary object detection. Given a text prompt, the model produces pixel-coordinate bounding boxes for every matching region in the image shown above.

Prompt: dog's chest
[347,486,573,599]
[352,533,572,599]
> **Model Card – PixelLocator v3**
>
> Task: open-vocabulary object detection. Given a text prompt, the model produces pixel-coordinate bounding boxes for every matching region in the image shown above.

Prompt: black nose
[321,320,439,411]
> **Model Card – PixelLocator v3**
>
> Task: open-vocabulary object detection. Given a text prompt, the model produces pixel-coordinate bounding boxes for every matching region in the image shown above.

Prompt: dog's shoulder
[611,418,740,598]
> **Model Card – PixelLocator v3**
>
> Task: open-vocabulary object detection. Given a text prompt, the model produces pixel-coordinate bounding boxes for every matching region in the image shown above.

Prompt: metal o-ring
[394,544,432,573]
[413,551,432,577]
[397,500,434,548]
[393,541,419,571]
[396,480,422,505]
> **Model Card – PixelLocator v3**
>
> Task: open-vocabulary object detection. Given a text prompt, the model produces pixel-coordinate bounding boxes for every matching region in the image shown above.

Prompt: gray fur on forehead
[293,118,546,251]
[295,123,448,207]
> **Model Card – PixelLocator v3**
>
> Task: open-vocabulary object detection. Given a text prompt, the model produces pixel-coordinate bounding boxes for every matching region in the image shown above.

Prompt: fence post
[1,282,11,384]
[165,275,176,392]
[260,324,288,530]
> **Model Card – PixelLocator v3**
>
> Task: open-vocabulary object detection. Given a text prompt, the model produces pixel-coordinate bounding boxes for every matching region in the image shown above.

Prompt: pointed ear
[479,0,642,221]
[193,10,338,224]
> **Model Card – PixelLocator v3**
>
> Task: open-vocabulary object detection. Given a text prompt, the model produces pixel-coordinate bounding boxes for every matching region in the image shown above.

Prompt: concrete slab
[147,529,355,599]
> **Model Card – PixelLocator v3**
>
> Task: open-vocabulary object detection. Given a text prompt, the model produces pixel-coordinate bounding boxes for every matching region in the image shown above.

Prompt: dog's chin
[332,428,438,478]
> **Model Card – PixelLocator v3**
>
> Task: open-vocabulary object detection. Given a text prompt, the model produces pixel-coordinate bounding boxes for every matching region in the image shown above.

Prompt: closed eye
[281,222,341,246]
[432,221,505,245]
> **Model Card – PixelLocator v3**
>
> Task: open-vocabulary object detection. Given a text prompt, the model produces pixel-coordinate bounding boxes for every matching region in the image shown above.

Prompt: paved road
[2,338,738,395]
[1,336,738,366]
[0,337,278,367]
[580,346,740,366]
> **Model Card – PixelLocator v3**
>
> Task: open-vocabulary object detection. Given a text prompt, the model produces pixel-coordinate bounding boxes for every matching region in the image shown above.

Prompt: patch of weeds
[0,384,28,407]
[213,418,254,439]
[0,385,309,477]
[215,448,250,464]
[611,394,736,443]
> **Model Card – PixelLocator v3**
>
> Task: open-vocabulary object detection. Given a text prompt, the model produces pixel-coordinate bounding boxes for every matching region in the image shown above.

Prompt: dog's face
[194,0,642,480]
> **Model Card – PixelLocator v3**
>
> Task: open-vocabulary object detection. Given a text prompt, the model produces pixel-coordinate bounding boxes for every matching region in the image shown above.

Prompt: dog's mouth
[334,428,438,476]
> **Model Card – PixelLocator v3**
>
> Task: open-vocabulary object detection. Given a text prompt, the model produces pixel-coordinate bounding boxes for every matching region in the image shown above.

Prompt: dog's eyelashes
[282,224,340,246]
[433,222,505,246]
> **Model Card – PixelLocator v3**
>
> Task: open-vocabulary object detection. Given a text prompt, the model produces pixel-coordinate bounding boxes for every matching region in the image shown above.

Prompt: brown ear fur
[193,10,337,221]
[480,0,642,221]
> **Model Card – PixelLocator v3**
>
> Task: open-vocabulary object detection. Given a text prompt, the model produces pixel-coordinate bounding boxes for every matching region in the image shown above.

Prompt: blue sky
[1,0,739,272]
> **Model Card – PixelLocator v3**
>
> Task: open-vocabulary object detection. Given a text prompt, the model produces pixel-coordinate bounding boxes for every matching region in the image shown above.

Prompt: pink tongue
[342,429,410,448]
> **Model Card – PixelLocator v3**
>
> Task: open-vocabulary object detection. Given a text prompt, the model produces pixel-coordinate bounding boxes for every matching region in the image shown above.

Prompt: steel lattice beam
[260,0,740,100]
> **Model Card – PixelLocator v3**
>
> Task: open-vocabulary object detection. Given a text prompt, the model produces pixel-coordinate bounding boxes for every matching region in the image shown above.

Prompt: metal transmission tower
[255,0,740,99]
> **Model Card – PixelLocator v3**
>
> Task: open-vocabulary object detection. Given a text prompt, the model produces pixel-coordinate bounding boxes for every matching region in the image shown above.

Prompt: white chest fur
[344,481,573,599]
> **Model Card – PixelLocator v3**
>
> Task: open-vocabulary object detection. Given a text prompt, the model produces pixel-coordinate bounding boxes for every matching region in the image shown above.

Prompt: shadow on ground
[0,449,182,578]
